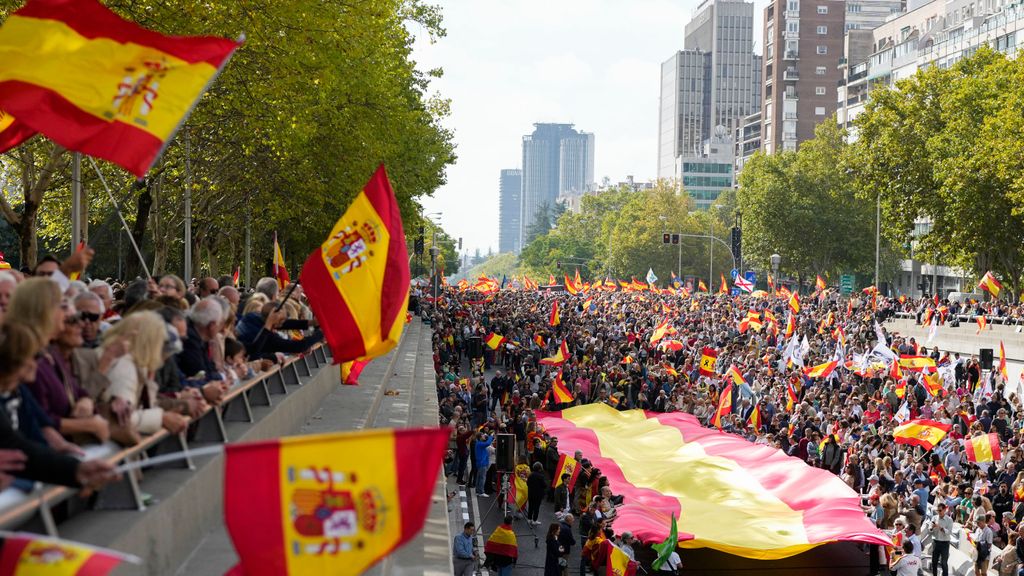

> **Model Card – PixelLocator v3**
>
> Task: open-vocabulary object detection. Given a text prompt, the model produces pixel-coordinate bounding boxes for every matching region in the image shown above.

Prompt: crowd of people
[432,279,1024,576]
[0,248,322,497]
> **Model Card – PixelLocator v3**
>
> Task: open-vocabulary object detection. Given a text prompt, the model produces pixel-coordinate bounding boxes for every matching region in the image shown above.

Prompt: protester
[452,521,477,576]
[544,522,564,576]
[484,514,518,576]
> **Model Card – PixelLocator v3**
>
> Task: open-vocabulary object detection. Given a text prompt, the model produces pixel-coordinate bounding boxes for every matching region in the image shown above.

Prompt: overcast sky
[412,0,767,256]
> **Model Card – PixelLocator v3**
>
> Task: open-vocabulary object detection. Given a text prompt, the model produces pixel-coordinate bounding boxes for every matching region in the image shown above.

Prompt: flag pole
[114,444,224,474]
[89,157,151,278]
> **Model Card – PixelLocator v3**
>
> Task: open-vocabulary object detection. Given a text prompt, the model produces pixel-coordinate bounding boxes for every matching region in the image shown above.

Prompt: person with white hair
[64,280,88,299]
[175,298,227,405]
[254,277,279,301]
[72,291,106,348]
[87,279,117,321]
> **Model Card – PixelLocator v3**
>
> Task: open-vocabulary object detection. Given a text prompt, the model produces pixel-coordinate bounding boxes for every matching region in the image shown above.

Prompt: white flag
[869,342,897,363]
[894,402,910,423]
[874,321,888,347]
[926,315,938,344]
[646,267,658,285]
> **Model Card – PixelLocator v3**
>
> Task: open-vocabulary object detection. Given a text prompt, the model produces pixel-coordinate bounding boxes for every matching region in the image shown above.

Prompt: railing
[0,344,330,535]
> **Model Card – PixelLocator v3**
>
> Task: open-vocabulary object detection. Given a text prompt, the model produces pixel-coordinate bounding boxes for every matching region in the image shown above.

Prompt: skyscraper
[520,123,594,241]
[657,0,761,203]
[498,169,522,254]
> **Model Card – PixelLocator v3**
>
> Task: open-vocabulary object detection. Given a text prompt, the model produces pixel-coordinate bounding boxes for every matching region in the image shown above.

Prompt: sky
[411,0,767,257]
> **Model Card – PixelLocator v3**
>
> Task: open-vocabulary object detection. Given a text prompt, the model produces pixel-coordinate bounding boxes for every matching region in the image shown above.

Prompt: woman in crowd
[544,522,564,576]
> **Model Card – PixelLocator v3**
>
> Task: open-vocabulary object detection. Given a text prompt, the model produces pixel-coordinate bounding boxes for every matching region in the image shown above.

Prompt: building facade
[520,123,595,241]
[658,0,762,198]
[498,169,522,254]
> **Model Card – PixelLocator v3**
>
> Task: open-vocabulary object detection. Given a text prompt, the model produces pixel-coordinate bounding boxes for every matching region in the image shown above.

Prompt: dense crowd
[431,281,1024,576]
[0,249,322,496]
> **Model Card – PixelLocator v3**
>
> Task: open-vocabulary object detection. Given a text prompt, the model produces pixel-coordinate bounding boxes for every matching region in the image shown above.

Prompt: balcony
[784,30,800,39]
[784,112,798,120]
[785,9,800,18]
[783,68,800,81]
[783,50,799,60]
[783,92,799,101]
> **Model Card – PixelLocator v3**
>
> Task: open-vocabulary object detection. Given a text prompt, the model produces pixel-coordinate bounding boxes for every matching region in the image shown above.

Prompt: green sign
[839,274,855,296]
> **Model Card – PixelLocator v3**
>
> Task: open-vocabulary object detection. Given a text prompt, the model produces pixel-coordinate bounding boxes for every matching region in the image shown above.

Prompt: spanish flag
[898,355,936,373]
[978,271,1002,298]
[977,316,988,334]
[485,332,507,350]
[788,292,800,315]
[700,348,716,375]
[551,454,581,490]
[534,334,546,348]
[892,419,950,451]
[697,279,708,292]
[785,381,798,412]
[540,341,570,366]
[712,382,733,429]
[300,165,409,365]
[606,542,637,576]
[565,274,580,295]
[815,275,826,291]
[748,406,762,431]
[923,371,943,396]
[224,427,448,576]
[719,273,728,294]
[0,532,139,575]
[894,379,906,399]
[803,360,838,380]
[507,464,530,511]
[484,523,518,561]
[785,313,795,338]
[0,251,10,270]
[232,266,240,287]
[340,359,369,386]
[549,301,560,326]
[767,273,775,294]
[999,341,1009,380]
[0,0,242,177]
[649,319,671,346]
[0,110,35,153]
[551,369,574,403]
[963,433,1001,463]
[724,364,746,386]
[273,233,290,290]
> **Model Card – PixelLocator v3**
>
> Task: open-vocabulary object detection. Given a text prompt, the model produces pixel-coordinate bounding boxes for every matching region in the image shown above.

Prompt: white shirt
[892,554,921,576]
[658,551,681,572]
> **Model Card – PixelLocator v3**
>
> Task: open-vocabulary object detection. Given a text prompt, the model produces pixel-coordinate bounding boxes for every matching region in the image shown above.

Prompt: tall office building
[657,0,761,204]
[498,169,522,254]
[520,123,594,239]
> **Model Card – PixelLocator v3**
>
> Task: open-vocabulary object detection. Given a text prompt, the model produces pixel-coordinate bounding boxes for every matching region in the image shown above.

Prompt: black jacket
[0,408,78,487]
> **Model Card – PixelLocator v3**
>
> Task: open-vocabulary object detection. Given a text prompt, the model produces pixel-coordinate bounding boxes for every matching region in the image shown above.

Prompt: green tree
[853,46,1024,297]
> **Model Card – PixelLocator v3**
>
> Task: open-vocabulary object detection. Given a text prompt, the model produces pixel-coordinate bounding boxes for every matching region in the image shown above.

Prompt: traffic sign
[744,271,756,284]
[730,268,739,280]
[840,274,855,296]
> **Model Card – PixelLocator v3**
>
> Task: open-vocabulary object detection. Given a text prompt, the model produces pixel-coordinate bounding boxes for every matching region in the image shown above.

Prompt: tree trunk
[17,197,39,270]
[125,178,153,279]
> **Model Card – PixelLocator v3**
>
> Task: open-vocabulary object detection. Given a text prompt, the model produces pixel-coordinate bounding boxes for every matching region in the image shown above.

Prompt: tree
[738,119,886,285]
[852,46,1024,297]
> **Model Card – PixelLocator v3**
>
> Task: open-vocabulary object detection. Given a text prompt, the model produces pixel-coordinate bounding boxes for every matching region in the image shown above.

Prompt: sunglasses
[79,311,101,322]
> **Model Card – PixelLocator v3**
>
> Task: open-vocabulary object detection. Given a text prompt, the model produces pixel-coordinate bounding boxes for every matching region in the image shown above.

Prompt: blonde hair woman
[100,312,187,435]
[5,278,63,347]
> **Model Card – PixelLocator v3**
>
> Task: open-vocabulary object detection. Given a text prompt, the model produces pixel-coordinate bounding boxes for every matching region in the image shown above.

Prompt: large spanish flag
[0,532,139,575]
[224,427,448,576]
[300,165,409,365]
[0,0,242,177]
[963,433,1001,463]
[0,110,35,153]
[892,419,950,451]
[536,405,890,559]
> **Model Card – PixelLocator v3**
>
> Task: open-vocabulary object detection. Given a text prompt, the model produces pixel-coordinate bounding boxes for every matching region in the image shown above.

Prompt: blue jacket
[236,312,323,360]
[474,435,493,469]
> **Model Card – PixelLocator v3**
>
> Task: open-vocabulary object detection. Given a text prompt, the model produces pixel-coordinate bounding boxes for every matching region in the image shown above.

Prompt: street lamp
[771,254,781,288]
[429,246,440,300]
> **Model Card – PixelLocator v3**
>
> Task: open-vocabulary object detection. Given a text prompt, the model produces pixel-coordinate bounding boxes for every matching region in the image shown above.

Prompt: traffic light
[663,233,671,244]
[731,226,742,260]
[671,234,680,245]
[414,237,424,255]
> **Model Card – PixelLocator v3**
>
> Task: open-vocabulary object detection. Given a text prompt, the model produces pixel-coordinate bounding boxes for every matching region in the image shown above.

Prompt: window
[787,0,799,9]
[815,86,827,95]
[815,66,827,75]
[817,25,827,34]
[815,106,826,115]
[847,3,862,11]
[817,4,828,13]
[816,45,828,54]
[787,21,799,33]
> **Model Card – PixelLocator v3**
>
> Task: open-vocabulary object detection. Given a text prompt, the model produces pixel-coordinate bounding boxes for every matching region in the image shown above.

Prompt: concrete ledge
[56,361,340,576]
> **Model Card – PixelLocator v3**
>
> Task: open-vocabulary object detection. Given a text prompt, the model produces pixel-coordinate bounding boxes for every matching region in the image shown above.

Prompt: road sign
[730,268,739,280]
[744,271,756,284]
[840,274,855,296]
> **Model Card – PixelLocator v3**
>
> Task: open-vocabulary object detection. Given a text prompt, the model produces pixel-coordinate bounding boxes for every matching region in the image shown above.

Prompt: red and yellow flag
[606,542,637,576]
[978,271,1002,298]
[551,454,581,490]
[538,405,890,558]
[788,292,800,315]
[815,275,826,291]
[340,359,369,386]
[540,341,570,366]
[999,341,1009,380]
[977,316,988,334]
[549,301,561,326]
[724,364,746,387]
[300,165,409,364]
[649,319,671,346]
[784,313,795,338]
[712,383,733,429]
[785,381,798,412]
[565,274,580,295]
[484,523,518,560]
[273,233,290,290]
[696,279,707,292]
[892,419,950,451]
[0,110,35,154]
[232,266,240,287]
[963,433,1001,463]
[718,273,728,294]
[898,355,936,373]
[0,0,241,177]
[923,371,943,396]
[551,369,574,403]
[223,427,447,576]
[0,532,137,575]
[698,348,717,377]
[748,406,762,430]
[803,360,838,380]
[484,332,507,350]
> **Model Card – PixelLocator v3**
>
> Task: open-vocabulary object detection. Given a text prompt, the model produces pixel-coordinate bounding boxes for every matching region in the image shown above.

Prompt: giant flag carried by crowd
[0,0,242,176]
[224,427,448,575]
[536,405,890,559]
[300,165,409,365]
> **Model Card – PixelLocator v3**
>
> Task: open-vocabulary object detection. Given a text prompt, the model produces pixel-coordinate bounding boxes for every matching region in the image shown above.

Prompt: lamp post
[429,246,440,300]
[709,204,723,286]
[771,253,781,289]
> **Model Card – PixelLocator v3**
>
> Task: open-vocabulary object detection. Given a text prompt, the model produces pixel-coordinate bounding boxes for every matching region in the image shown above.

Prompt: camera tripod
[479,469,540,549]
